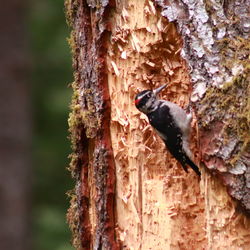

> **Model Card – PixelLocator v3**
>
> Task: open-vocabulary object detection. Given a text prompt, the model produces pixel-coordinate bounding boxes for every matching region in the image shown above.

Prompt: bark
[0,1,31,250]
[66,1,118,249]
[66,0,250,249]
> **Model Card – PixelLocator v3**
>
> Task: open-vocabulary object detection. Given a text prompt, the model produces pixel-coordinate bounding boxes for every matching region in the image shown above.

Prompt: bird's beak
[153,84,167,95]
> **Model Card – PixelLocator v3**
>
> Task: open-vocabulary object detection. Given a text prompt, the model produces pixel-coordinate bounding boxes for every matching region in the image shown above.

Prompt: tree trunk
[66,0,250,249]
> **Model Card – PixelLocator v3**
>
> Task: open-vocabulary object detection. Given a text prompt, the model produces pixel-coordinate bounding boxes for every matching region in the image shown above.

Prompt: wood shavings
[142,124,151,133]
[157,19,163,32]
[111,61,120,76]
[168,212,178,218]
[181,83,189,90]
[166,59,173,68]
[119,230,126,242]
[114,150,124,159]
[144,134,155,147]
[147,74,154,80]
[146,153,153,160]
[178,95,186,104]
[121,51,127,59]
[131,33,141,52]
[121,8,129,22]
[148,0,156,15]
[142,74,148,81]
[168,70,174,76]
[118,117,129,127]
[163,64,174,75]
[145,61,156,68]
[120,136,128,147]
[122,196,128,204]
[165,48,172,54]
[169,44,175,52]
[175,47,182,55]
[144,6,150,16]
[172,61,182,68]
[145,146,152,152]
[112,28,130,45]
[122,189,132,204]
[162,24,171,33]
[118,44,123,52]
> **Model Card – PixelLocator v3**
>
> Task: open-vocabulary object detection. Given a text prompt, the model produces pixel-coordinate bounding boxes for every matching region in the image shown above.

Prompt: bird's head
[135,84,167,114]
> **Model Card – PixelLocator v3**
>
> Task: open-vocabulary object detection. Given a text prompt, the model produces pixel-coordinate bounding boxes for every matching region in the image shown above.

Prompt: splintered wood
[106,0,250,249]
[107,1,205,249]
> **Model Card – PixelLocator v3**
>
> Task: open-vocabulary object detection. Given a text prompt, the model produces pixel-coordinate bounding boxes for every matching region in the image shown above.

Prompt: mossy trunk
[66,0,250,249]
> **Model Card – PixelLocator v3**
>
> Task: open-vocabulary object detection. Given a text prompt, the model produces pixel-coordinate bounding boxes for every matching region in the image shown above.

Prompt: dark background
[0,0,74,249]
[31,0,74,249]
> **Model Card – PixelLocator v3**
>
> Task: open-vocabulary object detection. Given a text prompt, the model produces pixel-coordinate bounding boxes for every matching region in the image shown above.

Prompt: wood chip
[122,8,129,22]
[111,61,120,76]
[157,19,162,32]
[131,33,140,52]
[121,51,127,59]
[148,0,156,15]
[145,61,155,68]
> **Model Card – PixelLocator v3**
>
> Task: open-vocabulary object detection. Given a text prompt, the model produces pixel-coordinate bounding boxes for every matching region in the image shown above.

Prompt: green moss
[65,0,78,27]
[67,81,82,248]
[198,68,250,165]
[65,1,84,248]
[217,36,250,70]
[68,82,81,148]
[67,32,77,57]
[66,188,81,249]
[65,1,106,246]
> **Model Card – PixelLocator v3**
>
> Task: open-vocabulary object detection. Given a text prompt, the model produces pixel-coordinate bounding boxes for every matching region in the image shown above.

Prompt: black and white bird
[135,84,200,176]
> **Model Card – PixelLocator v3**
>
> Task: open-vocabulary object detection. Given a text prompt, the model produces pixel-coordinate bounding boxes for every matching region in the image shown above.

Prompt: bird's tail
[180,162,188,173]
[185,157,201,176]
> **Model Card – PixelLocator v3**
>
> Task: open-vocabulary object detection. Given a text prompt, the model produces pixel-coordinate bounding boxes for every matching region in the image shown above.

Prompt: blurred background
[0,0,74,249]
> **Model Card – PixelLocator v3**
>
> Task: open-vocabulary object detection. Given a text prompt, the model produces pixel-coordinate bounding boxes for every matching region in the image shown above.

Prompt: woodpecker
[135,84,200,176]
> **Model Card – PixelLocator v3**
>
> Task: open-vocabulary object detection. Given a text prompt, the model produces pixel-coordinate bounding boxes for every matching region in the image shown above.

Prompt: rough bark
[66,1,118,249]
[66,0,250,249]
[0,1,31,250]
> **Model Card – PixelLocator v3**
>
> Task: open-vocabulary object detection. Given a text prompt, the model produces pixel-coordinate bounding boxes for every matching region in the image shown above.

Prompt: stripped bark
[66,0,250,249]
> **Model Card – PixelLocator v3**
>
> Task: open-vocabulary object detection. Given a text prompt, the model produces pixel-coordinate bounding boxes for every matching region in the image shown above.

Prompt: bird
[135,84,200,176]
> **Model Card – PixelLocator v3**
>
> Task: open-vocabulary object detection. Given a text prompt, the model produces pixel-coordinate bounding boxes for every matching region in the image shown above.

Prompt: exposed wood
[107,1,205,249]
